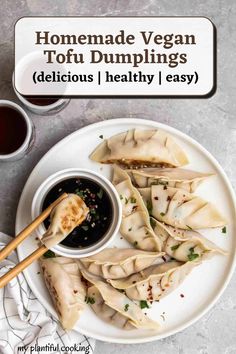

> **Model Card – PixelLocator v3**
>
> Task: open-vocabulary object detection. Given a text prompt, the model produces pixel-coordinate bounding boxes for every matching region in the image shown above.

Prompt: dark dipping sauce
[42,177,113,248]
[0,106,27,154]
[25,97,59,106]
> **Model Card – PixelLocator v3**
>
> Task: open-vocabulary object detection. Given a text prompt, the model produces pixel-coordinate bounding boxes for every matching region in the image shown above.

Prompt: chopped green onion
[75,189,84,198]
[85,296,95,304]
[171,244,180,251]
[221,226,227,234]
[124,304,129,312]
[146,200,152,214]
[44,250,56,258]
[188,253,199,261]
[82,225,89,231]
[188,247,199,261]
[140,300,149,309]
[97,188,103,199]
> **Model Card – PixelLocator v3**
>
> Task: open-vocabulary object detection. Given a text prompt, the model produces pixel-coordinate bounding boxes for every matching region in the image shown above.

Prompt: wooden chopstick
[0,192,68,262]
[0,192,69,288]
[0,245,47,288]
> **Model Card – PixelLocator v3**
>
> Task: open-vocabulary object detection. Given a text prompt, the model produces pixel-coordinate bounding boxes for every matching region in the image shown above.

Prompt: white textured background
[0,1,235,353]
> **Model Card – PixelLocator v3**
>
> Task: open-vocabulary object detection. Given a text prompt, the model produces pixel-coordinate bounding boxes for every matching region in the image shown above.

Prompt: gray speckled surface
[0,1,236,353]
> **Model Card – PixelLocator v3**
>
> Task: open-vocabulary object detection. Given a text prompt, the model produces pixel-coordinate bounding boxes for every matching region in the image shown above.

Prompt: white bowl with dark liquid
[31,168,122,258]
[0,100,34,161]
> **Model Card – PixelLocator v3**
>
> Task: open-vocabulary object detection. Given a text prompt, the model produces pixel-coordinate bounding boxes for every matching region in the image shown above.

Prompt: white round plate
[16,118,236,344]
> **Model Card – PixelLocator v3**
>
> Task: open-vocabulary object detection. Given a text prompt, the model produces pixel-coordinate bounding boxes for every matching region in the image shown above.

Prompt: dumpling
[139,185,227,229]
[128,167,213,192]
[151,219,226,261]
[113,165,162,251]
[79,248,164,279]
[90,129,188,167]
[40,256,86,330]
[109,260,199,301]
[87,285,134,330]
[41,193,89,248]
[81,269,160,330]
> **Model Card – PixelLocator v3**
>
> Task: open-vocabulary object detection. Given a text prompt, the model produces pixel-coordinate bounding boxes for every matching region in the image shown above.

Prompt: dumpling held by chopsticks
[41,194,89,248]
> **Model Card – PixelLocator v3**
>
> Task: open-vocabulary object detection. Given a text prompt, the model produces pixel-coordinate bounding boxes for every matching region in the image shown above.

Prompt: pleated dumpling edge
[90,129,189,167]
[139,185,227,230]
[112,165,163,251]
[81,269,160,330]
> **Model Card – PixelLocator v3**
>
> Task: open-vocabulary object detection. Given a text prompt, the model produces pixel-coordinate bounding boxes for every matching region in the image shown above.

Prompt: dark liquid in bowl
[25,97,59,106]
[42,178,113,248]
[0,106,27,154]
